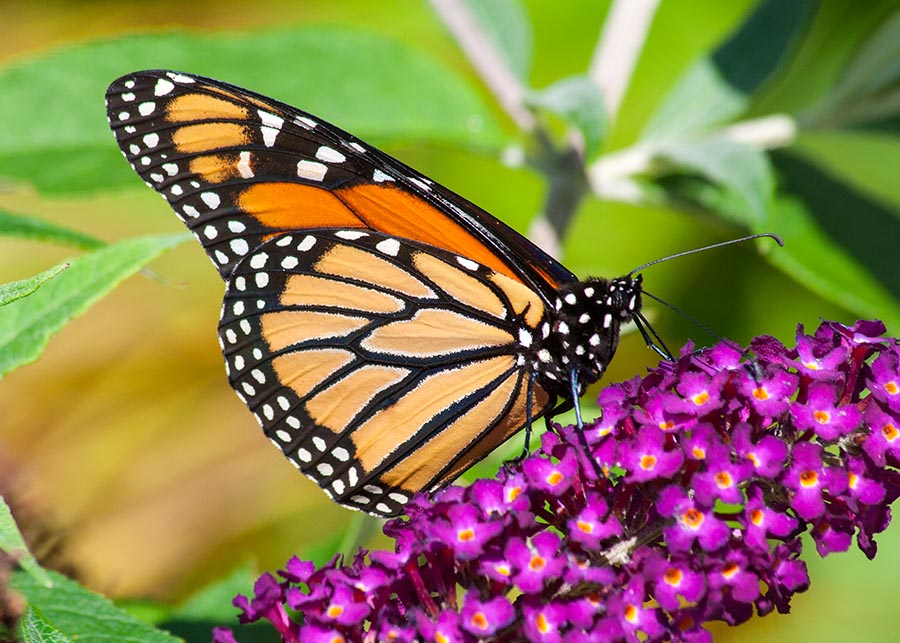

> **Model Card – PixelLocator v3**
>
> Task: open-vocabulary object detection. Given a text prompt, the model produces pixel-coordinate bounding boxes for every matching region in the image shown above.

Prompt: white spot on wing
[231,239,249,255]
[138,101,156,116]
[237,151,254,178]
[316,146,346,163]
[298,236,316,252]
[260,126,279,148]
[201,192,221,209]
[373,169,394,183]
[143,133,159,148]
[456,257,479,271]
[294,115,317,129]
[297,160,327,181]
[154,79,175,96]
[376,238,400,256]
[336,230,367,240]
[167,72,195,83]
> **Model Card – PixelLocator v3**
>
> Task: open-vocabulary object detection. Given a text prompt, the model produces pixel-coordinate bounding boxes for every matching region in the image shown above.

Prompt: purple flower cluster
[213,320,900,643]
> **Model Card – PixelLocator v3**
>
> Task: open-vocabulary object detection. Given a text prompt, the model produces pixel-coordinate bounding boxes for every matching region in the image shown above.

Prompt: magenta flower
[214,320,900,643]
[792,381,861,440]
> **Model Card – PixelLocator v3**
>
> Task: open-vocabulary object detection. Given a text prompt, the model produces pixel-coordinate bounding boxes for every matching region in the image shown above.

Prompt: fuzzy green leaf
[0,263,69,307]
[0,233,189,377]
[12,570,182,643]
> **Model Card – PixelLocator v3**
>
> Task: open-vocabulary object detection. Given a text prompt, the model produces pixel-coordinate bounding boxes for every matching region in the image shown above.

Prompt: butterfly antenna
[641,290,726,345]
[627,232,783,278]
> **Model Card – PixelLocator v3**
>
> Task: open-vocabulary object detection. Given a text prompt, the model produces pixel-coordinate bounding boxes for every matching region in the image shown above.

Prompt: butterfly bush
[213,320,900,643]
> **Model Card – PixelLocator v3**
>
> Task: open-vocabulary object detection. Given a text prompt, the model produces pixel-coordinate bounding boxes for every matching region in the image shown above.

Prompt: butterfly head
[539,274,644,393]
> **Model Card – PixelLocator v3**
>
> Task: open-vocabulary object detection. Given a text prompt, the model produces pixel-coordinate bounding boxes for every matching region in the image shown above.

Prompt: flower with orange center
[663,567,684,587]
[799,469,819,488]
[640,454,658,471]
[682,508,704,530]
[692,391,710,406]
[469,612,488,632]
[714,471,734,490]
[457,527,475,543]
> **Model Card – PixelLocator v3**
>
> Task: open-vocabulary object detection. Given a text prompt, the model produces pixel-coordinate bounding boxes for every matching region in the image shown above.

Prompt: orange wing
[105,70,575,297]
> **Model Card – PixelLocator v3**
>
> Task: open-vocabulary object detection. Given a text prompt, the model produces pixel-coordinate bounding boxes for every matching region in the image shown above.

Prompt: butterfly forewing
[105,70,574,295]
[219,229,552,515]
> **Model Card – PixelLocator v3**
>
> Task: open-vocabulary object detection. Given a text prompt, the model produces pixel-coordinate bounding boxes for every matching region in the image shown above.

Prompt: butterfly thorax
[527,274,643,398]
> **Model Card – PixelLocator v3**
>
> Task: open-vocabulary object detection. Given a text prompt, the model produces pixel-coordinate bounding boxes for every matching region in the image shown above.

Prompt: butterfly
[105,70,645,517]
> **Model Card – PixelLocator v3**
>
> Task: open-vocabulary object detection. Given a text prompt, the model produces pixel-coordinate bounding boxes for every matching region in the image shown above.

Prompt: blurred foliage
[1,1,900,641]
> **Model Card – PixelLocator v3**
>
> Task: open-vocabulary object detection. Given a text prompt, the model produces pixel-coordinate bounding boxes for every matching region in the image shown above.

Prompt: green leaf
[528,75,607,162]
[769,150,900,330]
[19,607,74,643]
[0,210,104,249]
[12,569,183,643]
[461,0,533,80]
[652,138,774,227]
[0,233,189,377]
[802,12,900,131]
[644,0,816,139]
[0,495,53,588]
[0,263,69,307]
[0,27,507,195]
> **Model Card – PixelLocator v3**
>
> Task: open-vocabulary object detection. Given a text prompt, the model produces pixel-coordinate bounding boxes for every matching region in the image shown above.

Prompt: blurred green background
[1,1,899,641]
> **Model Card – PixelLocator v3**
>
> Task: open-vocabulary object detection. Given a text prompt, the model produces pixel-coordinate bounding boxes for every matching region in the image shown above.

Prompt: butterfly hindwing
[219,229,552,515]
[105,70,575,297]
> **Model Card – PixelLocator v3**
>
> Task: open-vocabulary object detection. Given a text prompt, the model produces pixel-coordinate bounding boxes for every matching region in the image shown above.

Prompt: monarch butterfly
[105,70,647,518]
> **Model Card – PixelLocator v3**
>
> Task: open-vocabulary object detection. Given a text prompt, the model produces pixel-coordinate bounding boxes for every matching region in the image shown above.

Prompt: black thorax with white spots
[521,275,643,399]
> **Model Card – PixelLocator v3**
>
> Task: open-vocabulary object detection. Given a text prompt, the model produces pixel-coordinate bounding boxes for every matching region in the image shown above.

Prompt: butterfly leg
[632,311,673,360]
[504,372,537,468]
[570,368,607,481]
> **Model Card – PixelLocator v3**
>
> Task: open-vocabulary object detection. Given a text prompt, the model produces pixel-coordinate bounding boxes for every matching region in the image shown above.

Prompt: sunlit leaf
[19,607,74,643]
[12,570,182,643]
[653,138,774,227]
[644,0,816,139]
[0,233,189,377]
[0,263,69,307]
[528,75,606,162]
